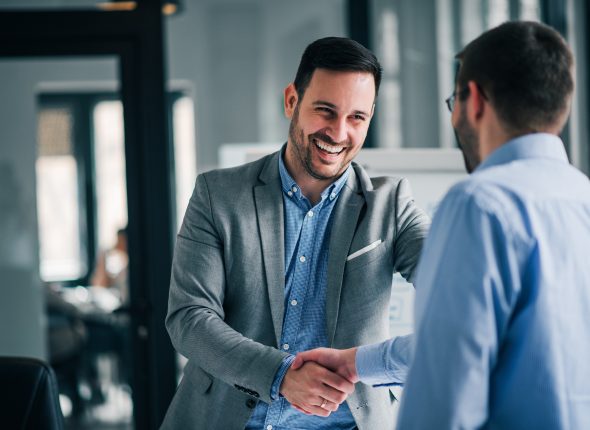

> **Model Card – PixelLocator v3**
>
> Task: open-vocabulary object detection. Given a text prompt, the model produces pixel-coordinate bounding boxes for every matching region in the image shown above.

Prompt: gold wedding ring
[320,398,328,409]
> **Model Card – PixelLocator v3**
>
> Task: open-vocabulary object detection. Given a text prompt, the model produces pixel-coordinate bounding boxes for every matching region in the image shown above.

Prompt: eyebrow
[312,100,370,117]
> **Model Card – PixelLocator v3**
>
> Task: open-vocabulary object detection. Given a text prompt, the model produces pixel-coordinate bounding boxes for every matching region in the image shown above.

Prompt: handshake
[280,347,358,417]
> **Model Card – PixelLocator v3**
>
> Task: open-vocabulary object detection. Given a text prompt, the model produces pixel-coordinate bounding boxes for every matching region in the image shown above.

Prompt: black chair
[0,356,64,430]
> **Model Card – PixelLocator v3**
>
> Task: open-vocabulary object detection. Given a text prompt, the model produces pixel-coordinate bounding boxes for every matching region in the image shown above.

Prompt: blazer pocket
[345,240,387,273]
[346,239,383,261]
[183,361,213,394]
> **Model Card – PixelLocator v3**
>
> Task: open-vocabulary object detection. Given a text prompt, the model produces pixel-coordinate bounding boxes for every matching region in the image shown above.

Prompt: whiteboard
[354,148,467,336]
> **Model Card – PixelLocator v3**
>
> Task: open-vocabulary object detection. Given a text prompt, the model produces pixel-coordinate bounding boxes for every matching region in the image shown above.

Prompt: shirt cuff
[270,354,295,401]
[356,335,413,386]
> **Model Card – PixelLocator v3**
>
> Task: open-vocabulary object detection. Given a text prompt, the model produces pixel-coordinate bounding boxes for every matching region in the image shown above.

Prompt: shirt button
[292,186,298,193]
[299,255,306,263]
[330,192,336,200]
[283,343,289,350]
[307,210,314,217]
[291,299,298,306]
[266,426,273,430]
[287,191,293,197]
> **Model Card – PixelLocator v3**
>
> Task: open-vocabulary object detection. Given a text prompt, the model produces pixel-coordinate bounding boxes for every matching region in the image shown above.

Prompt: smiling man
[161,37,429,430]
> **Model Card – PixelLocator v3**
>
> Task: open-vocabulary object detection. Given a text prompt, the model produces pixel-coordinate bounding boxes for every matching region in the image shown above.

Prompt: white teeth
[314,139,344,154]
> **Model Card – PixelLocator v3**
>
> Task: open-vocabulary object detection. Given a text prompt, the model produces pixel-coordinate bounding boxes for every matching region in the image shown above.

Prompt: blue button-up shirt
[246,152,356,430]
[358,134,590,429]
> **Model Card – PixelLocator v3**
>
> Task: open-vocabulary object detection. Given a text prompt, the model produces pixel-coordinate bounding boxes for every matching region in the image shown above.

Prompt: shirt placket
[265,197,322,429]
[287,204,319,353]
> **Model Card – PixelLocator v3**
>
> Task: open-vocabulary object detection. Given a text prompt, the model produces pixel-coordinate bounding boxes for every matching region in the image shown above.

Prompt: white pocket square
[346,239,382,261]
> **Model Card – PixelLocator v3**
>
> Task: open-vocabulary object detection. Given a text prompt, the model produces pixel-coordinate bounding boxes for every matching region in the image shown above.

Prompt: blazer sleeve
[165,174,287,403]
[393,178,431,284]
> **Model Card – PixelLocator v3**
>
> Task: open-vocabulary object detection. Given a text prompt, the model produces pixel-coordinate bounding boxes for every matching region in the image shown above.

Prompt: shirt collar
[476,133,569,172]
[278,147,351,202]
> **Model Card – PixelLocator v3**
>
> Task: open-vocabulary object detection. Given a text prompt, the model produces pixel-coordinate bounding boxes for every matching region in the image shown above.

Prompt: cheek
[451,108,459,128]
[308,119,330,134]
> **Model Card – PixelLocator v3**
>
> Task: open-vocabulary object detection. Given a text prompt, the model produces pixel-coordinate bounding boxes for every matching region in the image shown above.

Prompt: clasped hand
[280,347,358,417]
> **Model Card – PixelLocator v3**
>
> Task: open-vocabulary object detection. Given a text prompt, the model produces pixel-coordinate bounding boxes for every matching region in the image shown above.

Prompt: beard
[288,105,351,181]
[454,103,480,174]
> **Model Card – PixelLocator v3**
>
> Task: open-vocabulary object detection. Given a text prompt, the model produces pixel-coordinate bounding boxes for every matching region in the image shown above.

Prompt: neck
[478,112,514,163]
[301,180,332,206]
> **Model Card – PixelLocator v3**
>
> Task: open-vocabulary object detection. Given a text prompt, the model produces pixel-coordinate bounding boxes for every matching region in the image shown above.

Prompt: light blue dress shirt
[246,152,356,429]
[358,134,590,429]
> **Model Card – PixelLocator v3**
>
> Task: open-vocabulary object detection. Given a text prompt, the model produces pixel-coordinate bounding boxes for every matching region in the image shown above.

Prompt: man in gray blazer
[162,37,429,430]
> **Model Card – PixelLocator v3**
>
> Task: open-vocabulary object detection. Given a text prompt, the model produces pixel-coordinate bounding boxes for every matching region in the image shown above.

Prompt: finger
[320,368,355,395]
[318,398,339,412]
[291,404,312,415]
[299,403,331,417]
[317,384,349,405]
[291,355,303,370]
[292,349,323,370]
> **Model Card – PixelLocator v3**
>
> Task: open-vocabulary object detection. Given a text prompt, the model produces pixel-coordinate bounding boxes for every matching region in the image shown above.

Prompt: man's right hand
[279,361,355,417]
[292,347,359,383]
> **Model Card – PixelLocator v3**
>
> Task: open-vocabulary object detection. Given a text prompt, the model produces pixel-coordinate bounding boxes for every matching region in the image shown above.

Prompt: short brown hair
[456,21,574,133]
[294,37,382,100]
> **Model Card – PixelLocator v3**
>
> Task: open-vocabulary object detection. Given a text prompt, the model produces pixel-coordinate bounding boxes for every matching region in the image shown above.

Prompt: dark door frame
[0,3,176,428]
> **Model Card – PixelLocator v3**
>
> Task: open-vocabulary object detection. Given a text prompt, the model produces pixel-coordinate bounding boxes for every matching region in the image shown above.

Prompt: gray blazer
[161,150,429,429]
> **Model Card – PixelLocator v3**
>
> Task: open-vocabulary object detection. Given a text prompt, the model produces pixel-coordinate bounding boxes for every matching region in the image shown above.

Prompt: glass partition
[0,56,139,428]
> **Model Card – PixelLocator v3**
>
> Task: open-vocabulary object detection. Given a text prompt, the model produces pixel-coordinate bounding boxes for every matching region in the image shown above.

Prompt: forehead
[303,68,376,108]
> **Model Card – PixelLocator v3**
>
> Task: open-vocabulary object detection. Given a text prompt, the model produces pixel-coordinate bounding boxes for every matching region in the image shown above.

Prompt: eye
[315,106,335,116]
[352,114,366,121]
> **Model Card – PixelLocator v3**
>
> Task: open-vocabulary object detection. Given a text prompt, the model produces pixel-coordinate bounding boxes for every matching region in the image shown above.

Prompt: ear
[284,83,298,119]
[466,80,486,122]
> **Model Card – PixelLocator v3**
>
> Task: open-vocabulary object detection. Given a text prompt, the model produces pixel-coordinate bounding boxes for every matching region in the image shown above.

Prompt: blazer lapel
[254,152,285,347]
[326,166,365,346]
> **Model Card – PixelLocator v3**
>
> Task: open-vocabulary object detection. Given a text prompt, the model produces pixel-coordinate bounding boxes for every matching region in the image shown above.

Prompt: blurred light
[162,2,179,16]
[97,1,137,12]
[96,1,183,15]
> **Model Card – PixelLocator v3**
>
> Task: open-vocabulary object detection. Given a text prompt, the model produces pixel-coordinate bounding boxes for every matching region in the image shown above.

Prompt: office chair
[0,356,64,430]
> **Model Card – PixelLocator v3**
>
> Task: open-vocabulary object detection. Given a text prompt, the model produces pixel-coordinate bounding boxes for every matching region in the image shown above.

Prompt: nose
[326,117,348,144]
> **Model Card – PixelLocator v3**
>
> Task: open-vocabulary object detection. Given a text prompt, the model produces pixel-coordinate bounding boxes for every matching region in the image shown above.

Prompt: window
[93,100,127,251]
[371,0,541,150]
[36,104,85,281]
[36,91,196,282]
[171,95,197,230]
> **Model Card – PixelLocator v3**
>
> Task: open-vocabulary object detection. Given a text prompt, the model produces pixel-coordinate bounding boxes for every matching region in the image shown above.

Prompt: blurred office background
[0,0,587,428]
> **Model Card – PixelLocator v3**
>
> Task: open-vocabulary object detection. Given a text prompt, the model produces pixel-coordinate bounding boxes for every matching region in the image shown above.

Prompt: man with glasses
[294,21,590,429]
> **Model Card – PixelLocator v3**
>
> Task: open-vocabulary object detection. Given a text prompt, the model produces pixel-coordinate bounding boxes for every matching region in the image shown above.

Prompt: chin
[307,163,340,181]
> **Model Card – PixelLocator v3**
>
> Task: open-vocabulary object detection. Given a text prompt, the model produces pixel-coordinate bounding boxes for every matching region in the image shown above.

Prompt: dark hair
[456,21,574,133]
[293,37,382,100]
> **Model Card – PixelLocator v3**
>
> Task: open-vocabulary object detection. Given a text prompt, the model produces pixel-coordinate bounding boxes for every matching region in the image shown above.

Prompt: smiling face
[284,68,375,185]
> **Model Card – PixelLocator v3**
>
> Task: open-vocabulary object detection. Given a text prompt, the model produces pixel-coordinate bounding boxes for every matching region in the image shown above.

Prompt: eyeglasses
[445,87,469,113]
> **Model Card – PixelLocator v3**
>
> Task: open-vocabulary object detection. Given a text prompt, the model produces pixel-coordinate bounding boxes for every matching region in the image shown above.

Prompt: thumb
[291,353,305,370]
[291,350,317,370]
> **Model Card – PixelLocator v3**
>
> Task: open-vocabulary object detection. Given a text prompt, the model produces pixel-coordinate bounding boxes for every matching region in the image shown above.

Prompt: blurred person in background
[91,226,128,305]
